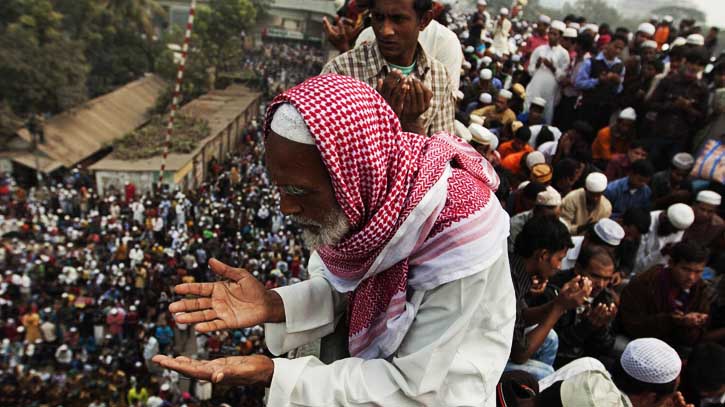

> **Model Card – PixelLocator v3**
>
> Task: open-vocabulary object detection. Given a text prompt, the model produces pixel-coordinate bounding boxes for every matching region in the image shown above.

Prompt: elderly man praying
[152,74,515,406]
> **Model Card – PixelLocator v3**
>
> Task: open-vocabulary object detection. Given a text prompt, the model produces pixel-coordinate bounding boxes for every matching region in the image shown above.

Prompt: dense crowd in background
[2,0,725,405]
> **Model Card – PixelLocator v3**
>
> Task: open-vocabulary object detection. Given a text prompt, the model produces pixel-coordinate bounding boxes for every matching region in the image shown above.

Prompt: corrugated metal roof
[90,85,261,172]
[16,74,167,169]
[270,0,337,16]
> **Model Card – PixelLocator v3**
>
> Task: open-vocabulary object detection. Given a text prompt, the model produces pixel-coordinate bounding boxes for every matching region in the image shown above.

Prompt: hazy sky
[539,0,724,26]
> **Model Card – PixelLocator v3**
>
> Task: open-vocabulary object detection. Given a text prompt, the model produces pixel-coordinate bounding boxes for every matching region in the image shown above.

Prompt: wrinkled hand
[587,302,617,329]
[322,16,356,52]
[555,276,592,311]
[152,354,274,387]
[170,258,284,333]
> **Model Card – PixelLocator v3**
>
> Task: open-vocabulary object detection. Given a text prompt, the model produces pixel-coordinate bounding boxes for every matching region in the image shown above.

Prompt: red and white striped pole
[158,0,197,192]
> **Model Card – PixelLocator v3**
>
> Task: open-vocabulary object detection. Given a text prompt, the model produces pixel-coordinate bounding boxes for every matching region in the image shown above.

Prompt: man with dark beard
[152,75,515,405]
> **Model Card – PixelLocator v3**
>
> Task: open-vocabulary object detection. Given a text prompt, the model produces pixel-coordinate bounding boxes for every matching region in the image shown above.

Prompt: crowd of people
[0,115,312,405]
[2,0,725,405]
[318,0,725,405]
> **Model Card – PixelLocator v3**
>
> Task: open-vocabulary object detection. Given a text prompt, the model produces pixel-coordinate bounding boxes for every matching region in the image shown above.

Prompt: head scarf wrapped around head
[265,74,508,359]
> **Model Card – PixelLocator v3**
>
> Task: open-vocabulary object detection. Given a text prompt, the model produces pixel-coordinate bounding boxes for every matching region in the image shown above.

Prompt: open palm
[152,354,274,386]
[170,258,277,332]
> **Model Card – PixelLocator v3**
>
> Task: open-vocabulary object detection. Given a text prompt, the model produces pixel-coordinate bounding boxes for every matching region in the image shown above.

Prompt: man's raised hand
[170,258,284,333]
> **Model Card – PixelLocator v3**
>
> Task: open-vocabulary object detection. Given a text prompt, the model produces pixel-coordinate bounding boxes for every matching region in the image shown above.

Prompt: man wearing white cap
[633,203,695,275]
[539,338,682,406]
[462,69,497,114]
[544,245,619,364]
[469,123,500,164]
[560,172,612,235]
[471,89,516,130]
[651,152,694,206]
[521,15,551,60]
[490,7,511,56]
[521,97,547,126]
[622,22,656,61]
[592,107,638,167]
[508,186,561,252]
[622,240,712,349]
[525,20,570,124]
[684,190,724,248]
[467,0,490,48]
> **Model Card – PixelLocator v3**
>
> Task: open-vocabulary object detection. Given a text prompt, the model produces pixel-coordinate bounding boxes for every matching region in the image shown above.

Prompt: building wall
[95,170,173,196]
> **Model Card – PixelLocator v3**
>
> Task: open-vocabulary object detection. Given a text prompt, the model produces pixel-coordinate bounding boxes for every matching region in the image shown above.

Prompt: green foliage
[111,114,210,160]
[0,0,88,116]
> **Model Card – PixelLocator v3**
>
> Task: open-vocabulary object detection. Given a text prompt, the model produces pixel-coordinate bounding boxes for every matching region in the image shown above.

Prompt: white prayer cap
[518,180,530,190]
[480,68,493,80]
[551,20,567,33]
[460,31,470,40]
[477,0,487,5]
[538,15,551,24]
[672,152,694,170]
[621,338,681,384]
[536,186,561,207]
[530,96,547,108]
[568,22,581,30]
[560,371,628,407]
[454,90,464,100]
[512,54,522,62]
[619,107,637,121]
[110,308,119,315]
[642,40,658,49]
[686,33,705,46]
[664,15,673,23]
[500,7,509,15]
[499,89,513,100]
[479,92,493,104]
[585,172,608,193]
[526,151,546,169]
[594,218,625,246]
[465,45,475,53]
[667,203,695,230]
[270,103,315,146]
[454,120,473,142]
[462,60,472,69]
[469,114,485,125]
[638,22,656,36]
[671,37,687,48]
[563,28,578,39]
[583,23,599,33]
[696,190,722,206]
[482,56,493,66]
[469,124,498,149]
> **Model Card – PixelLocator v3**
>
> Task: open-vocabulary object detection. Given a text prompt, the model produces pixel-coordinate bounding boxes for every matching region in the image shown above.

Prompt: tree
[194,0,257,74]
[0,0,88,117]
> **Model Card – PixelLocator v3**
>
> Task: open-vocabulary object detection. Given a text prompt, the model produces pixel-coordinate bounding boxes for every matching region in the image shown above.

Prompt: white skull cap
[270,103,315,145]
[621,338,681,384]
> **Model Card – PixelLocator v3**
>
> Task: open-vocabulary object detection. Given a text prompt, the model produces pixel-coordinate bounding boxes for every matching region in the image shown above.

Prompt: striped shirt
[509,252,533,357]
[321,41,455,137]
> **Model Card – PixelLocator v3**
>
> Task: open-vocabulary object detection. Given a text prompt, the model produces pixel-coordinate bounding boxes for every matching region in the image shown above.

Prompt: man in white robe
[525,21,570,124]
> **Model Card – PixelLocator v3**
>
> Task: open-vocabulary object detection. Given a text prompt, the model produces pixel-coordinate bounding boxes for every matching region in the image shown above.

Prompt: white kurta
[264,241,516,406]
[634,211,685,275]
[525,44,570,124]
[490,18,512,56]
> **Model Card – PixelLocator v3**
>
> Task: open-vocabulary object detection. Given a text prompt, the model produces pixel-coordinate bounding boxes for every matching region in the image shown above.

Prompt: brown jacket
[619,267,712,347]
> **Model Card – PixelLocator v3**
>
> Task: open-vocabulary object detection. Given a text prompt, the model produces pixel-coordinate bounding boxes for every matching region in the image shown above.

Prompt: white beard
[291,206,350,252]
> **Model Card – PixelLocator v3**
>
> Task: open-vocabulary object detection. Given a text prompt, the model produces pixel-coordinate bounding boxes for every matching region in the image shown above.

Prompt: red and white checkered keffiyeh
[265,74,509,359]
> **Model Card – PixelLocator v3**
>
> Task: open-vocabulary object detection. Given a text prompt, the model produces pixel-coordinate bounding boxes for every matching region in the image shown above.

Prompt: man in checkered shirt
[321,0,455,137]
